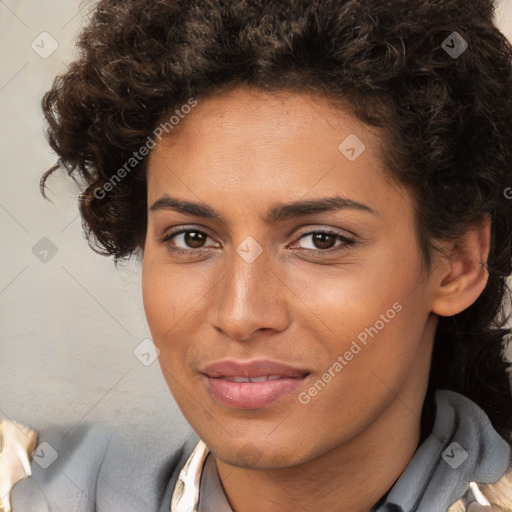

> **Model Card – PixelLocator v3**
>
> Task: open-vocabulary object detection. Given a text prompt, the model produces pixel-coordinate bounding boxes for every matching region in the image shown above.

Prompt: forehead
[145,87,406,220]
[150,87,379,154]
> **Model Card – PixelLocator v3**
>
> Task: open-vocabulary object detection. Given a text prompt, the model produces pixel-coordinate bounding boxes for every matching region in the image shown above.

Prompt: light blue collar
[375,389,511,511]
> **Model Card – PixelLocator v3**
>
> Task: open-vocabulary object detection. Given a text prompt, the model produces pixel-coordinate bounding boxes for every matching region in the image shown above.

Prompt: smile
[200,359,310,409]
[204,375,307,409]
[222,375,283,382]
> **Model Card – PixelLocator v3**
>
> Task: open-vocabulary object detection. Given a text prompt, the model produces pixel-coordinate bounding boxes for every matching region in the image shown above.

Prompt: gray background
[0,1,193,447]
[1,0,512,447]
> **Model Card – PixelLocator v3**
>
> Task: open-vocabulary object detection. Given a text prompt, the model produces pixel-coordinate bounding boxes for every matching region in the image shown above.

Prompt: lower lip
[204,375,306,409]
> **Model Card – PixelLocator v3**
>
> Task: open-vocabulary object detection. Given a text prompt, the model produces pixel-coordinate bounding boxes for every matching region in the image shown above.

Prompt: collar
[170,389,512,512]
[374,389,511,511]
[170,439,210,512]
[0,419,38,512]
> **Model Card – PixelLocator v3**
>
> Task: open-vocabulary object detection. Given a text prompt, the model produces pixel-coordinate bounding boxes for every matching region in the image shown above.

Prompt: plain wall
[0,0,193,449]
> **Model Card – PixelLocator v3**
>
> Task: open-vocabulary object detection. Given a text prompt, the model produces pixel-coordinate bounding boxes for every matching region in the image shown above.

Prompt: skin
[142,87,490,512]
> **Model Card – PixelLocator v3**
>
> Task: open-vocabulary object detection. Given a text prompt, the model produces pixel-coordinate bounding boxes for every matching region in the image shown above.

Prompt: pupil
[185,232,205,248]
[314,233,335,250]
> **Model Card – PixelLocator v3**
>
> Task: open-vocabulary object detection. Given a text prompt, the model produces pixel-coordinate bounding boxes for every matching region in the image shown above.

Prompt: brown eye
[310,233,337,250]
[160,228,220,256]
[293,230,356,252]
[182,231,207,249]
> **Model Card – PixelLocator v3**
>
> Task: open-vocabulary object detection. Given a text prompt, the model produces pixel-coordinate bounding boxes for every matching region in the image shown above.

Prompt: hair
[41,0,512,440]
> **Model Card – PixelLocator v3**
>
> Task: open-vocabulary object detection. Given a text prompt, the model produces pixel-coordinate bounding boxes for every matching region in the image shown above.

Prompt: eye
[160,228,219,256]
[290,229,357,252]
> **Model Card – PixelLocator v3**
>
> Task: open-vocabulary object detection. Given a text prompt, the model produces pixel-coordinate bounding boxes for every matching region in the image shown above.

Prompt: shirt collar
[374,389,511,512]
[170,439,210,512]
[170,389,511,512]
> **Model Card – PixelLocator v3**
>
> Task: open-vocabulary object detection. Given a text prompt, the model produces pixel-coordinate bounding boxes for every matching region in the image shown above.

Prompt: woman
[2,0,512,510]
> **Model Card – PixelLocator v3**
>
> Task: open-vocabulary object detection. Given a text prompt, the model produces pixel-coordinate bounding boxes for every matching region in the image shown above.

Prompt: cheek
[142,264,174,339]
[291,296,429,450]
[141,251,218,393]
[141,260,196,408]
[288,244,429,394]
[142,255,182,368]
[141,250,209,335]
[285,244,422,342]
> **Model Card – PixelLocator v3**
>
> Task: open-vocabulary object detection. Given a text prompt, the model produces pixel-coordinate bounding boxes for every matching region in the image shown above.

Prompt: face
[142,87,439,469]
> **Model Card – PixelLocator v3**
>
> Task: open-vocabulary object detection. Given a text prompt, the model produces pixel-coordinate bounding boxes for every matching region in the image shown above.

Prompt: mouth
[200,359,310,409]
[222,375,284,382]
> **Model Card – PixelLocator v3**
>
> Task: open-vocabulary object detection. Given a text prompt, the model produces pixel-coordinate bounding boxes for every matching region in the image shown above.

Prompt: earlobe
[430,216,491,317]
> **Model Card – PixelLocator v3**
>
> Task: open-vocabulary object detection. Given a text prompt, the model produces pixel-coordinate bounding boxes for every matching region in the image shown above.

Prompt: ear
[430,215,491,317]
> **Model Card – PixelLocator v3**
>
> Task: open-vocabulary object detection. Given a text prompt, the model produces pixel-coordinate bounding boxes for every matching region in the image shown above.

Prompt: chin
[210,435,309,470]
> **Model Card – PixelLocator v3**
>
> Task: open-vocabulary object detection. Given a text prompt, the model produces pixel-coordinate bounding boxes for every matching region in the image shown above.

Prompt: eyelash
[159,228,357,257]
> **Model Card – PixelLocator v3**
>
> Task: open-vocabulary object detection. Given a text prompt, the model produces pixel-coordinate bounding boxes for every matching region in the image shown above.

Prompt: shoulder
[447,465,512,511]
[2,419,198,512]
[4,420,111,511]
[434,390,512,511]
[0,419,38,512]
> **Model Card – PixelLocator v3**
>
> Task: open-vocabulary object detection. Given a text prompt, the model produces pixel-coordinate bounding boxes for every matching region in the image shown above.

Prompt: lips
[201,359,309,409]
[201,359,309,379]
[223,375,282,382]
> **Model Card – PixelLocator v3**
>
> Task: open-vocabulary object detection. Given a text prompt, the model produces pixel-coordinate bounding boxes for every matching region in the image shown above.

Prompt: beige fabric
[447,469,512,511]
[0,419,38,512]
[170,439,210,512]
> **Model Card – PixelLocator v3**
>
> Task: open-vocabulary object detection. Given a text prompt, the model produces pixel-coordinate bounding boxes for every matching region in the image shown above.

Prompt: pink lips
[201,359,309,409]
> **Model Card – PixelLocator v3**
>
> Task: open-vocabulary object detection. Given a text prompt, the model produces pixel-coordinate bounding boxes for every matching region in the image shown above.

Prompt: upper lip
[201,359,309,378]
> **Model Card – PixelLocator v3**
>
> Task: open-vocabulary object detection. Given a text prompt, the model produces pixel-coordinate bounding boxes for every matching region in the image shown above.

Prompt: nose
[209,245,290,342]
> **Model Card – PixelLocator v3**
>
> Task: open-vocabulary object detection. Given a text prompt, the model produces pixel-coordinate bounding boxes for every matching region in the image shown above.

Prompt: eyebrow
[149,195,379,224]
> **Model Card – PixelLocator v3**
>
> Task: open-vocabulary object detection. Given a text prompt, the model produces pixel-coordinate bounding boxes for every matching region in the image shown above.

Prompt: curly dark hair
[41,0,512,440]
